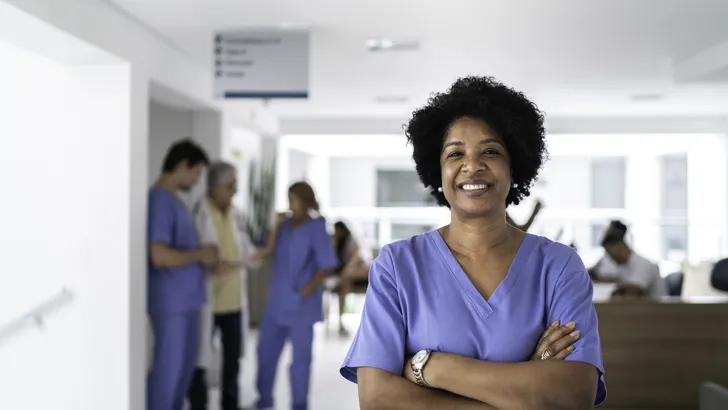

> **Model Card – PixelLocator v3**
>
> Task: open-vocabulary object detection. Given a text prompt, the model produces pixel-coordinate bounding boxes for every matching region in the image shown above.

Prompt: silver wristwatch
[410,349,432,387]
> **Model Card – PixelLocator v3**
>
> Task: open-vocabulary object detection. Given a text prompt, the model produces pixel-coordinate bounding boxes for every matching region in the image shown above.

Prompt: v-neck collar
[427,230,536,320]
[287,216,316,232]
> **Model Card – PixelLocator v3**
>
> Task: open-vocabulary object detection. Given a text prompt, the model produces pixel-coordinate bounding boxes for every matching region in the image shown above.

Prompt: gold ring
[540,351,550,360]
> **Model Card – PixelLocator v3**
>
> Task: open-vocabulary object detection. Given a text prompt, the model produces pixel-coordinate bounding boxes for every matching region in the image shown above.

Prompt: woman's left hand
[299,285,316,297]
[531,320,579,361]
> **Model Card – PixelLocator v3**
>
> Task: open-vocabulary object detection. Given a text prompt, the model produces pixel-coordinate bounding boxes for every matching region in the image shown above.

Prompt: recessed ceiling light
[366,38,420,52]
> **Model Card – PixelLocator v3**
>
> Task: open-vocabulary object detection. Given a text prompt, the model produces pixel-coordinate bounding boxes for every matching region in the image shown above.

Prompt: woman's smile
[456,178,493,197]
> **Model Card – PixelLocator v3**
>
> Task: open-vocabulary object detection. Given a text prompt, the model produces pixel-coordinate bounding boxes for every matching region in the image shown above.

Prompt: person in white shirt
[589,221,667,299]
[187,161,261,410]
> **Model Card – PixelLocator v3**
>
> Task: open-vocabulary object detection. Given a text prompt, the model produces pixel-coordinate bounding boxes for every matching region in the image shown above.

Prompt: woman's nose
[463,152,486,172]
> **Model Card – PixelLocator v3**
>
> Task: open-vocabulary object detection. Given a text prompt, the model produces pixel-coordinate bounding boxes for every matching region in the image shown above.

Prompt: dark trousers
[188,311,243,410]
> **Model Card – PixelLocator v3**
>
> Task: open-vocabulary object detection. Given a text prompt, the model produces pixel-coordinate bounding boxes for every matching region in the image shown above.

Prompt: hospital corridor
[5,1,728,410]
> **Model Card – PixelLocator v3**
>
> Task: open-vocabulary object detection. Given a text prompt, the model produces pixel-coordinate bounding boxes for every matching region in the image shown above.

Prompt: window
[590,158,626,209]
[660,154,688,215]
[591,223,607,247]
[377,170,437,207]
[390,224,438,242]
[659,154,688,258]
[661,224,688,258]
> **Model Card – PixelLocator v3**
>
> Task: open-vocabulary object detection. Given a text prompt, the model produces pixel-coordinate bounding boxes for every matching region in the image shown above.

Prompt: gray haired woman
[187,161,261,410]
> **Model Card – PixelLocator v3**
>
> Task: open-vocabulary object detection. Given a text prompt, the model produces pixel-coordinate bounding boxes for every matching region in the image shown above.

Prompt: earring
[437,187,443,193]
[512,183,519,188]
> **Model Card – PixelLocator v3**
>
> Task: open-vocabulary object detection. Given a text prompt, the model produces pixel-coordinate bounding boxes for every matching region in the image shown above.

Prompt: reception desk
[596,297,728,409]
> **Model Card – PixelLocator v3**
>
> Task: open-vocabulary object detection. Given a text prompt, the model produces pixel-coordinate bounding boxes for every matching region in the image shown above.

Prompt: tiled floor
[239,324,359,410]
[203,317,361,410]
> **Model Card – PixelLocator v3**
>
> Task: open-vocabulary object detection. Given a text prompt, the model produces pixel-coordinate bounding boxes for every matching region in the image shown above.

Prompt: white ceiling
[110,0,728,119]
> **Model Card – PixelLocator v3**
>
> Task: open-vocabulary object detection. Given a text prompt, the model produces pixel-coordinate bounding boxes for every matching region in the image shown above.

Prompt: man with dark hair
[589,220,667,299]
[147,139,219,410]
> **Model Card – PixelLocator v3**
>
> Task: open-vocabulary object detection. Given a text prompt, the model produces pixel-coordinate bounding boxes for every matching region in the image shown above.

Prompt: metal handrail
[0,288,74,343]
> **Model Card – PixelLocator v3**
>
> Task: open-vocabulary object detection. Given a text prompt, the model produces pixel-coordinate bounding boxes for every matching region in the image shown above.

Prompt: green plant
[246,156,277,246]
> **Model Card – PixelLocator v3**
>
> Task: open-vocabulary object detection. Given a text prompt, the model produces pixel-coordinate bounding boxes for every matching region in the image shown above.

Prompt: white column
[275,141,290,211]
[687,135,727,262]
[306,154,331,213]
[128,67,149,410]
[624,153,661,261]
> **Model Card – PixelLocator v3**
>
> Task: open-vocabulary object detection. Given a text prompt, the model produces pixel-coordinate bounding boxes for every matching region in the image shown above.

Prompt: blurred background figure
[251,182,339,410]
[589,220,667,299]
[331,221,371,336]
[147,139,217,410]
[188,161,260,410]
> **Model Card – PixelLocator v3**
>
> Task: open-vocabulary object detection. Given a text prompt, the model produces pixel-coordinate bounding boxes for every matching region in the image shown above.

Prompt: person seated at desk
[331,221,372,335]
[588,221,667,299]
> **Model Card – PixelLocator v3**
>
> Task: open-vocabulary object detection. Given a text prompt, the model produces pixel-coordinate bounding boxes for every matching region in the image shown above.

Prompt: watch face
[413,350,427,364]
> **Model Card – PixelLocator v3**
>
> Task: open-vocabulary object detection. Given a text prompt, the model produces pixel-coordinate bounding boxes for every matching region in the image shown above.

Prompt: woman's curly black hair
[405,76,548,207]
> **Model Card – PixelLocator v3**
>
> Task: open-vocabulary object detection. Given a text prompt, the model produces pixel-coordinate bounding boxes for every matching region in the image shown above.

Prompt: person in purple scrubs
[251,181,339,410]
[147,139,219,410]
[340,76,607,409]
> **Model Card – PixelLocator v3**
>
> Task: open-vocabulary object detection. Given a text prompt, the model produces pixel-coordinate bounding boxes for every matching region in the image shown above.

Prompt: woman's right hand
[530,320,580,361]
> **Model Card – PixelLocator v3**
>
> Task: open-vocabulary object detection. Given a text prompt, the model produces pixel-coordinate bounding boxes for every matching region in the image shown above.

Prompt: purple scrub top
[264,217,339,327]
[147,187,206,314]
[340,230,606,406]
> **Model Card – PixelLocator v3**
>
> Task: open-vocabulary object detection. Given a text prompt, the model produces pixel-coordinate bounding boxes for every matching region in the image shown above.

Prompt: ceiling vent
[628,93,665,102]
[366,38,420,52]
[374,95,409,104]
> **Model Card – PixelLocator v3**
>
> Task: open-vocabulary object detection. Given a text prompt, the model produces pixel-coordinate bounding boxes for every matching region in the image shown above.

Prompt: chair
[710,258,728,292]
[700,382,728,410]
[322,277,368,333]
[664,272,684,297]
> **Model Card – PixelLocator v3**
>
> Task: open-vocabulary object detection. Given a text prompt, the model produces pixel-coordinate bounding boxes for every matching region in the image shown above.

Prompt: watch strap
[411,351,431,387]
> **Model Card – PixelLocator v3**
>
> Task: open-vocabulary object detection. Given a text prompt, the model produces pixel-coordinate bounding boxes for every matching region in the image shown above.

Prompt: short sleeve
[312,219,339,271]
[340,248,405,383]
[595,255,621,279]
[620,261,656,290]
[148,193,174,245]
[548,254,607,406]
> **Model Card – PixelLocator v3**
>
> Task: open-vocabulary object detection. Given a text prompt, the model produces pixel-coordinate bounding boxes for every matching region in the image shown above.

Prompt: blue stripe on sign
[224,91,309,99]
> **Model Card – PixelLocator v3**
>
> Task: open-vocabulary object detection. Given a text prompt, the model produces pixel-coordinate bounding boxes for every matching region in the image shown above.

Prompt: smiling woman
[339,76,606,410]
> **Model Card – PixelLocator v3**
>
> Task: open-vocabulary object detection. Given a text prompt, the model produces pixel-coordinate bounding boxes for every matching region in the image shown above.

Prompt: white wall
[0,2,276,410]
[289,148,312,182]
[329,157,415,208]
[0,38,135,410]
[148,101,195,183]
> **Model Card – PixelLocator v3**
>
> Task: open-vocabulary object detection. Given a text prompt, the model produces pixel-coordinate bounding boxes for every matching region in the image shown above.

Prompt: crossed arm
[359,368,496,410]
[417,355,596,410]
[359,359,596,410]
[358,327,598,410]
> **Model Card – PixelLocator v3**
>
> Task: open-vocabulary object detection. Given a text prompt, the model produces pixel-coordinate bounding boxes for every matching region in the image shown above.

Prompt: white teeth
[462,184,487,191]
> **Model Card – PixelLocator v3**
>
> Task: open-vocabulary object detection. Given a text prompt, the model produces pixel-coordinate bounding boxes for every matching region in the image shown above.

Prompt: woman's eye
[447,151,463,158]
[483,149,500,156]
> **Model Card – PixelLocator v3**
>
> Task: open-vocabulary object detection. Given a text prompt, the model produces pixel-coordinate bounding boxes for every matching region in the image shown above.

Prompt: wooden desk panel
[596,301,728,409]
